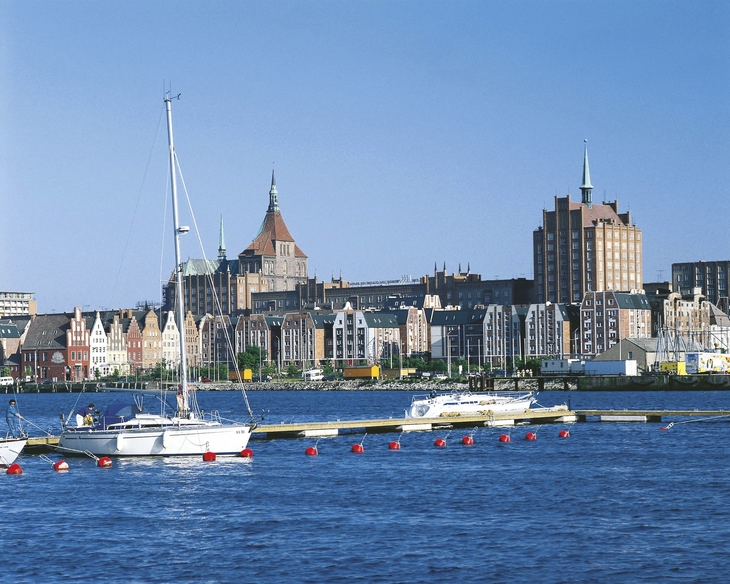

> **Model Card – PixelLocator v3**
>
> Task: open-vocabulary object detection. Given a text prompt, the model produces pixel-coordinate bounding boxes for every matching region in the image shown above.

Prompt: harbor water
[2,390,729,583]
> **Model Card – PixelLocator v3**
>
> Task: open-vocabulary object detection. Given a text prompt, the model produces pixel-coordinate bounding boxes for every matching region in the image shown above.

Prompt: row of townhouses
[2,286,728,381]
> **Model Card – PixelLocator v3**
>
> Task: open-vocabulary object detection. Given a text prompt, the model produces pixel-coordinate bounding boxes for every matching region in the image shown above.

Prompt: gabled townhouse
[140,309,162,370]
[160,311,181,371]
[125,313,143,372]
[184,312,200,369]
[89,311,109,378]
[66,307,91,381]
[106,313,129,376]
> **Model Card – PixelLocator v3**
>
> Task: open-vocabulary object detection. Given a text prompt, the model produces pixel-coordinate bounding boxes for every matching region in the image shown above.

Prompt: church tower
[238,171,308,292]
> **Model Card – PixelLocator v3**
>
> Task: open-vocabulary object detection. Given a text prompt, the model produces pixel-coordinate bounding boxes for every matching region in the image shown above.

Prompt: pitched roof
[569,201,625,227]
[181,258,240,277]
[0,322,20,339]
[23,314,70,350]
[614,293,651,310]
[243,211,306,258]
[363,313,399,328]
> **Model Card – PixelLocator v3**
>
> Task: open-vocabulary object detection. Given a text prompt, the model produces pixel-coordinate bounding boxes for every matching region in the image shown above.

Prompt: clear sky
[1,0,728,313]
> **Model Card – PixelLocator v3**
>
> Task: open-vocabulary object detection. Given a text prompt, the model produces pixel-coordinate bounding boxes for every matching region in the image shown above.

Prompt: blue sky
[1,1,728,312]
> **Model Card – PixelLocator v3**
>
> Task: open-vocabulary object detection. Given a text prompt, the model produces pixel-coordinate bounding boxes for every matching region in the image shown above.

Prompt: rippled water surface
[2,389,729,583]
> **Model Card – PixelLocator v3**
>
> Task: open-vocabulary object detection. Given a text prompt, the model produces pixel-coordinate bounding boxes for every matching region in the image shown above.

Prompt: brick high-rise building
[534,142,643,303]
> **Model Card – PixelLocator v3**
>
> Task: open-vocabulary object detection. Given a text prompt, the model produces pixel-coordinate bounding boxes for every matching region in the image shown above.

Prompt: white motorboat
[405,390,536,419]
[0,437,27,467]
[58,94,255,457]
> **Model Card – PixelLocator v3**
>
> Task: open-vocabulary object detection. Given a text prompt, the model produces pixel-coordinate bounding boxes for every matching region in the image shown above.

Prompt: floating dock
[23,407,730,452]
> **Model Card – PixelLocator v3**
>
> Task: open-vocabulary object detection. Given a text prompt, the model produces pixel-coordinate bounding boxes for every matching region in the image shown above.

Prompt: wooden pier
[23,407,730,452]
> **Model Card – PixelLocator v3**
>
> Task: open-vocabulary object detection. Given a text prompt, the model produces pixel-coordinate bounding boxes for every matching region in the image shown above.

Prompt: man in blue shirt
[75,403,95,427]
[5,399,21,438]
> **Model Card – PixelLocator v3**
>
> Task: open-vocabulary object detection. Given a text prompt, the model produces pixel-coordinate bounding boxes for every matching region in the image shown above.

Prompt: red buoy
[305,446,318,456]
[6,463,22,475]
[434,438,446,448]
[498,434,510,443]
[388,441,401,450]
[97,457,112,468]
[202,451,217,462]
[462,436,474,445]
[525,432,537,441]
[559,429,570,438]
[53,460,70,471]
[351,443,364,453]
[240,448,254,458]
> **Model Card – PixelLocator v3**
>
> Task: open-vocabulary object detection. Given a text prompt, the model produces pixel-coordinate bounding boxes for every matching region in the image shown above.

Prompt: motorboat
[58,94,255,457]
[0,437,27,467]
[405,390,536,419]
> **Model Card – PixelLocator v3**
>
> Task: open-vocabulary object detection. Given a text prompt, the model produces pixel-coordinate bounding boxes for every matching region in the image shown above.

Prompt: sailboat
[58,94,256,457]
[0,437,27,467]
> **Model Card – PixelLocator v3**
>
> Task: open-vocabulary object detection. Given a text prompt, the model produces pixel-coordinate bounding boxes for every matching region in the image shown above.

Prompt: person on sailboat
[75,403,96,427]
[176,385,186,415]
[5,399,22,437]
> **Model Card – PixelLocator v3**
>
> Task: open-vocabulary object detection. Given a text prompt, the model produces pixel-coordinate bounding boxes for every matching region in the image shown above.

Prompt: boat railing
[410,390,534,404]
[202,410,223,424]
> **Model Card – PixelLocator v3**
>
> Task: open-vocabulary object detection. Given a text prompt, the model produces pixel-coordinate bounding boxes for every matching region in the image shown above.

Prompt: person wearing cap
[75,403,96,427]
[5,399,22,438]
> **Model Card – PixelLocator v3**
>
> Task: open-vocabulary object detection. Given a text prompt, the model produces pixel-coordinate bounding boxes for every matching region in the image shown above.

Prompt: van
[0,377,14,387]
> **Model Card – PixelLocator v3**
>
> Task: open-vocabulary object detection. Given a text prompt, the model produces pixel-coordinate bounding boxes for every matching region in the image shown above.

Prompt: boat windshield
[96,402,145,430]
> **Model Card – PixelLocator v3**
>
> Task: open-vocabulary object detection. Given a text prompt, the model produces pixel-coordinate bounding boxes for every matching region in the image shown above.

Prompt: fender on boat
[115,433,124,452]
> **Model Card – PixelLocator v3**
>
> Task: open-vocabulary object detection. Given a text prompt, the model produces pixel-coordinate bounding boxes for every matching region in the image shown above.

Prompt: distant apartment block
[672,260,729,314]
[579,291,651,357]
[534,143,643,303]
[0,292,36,317]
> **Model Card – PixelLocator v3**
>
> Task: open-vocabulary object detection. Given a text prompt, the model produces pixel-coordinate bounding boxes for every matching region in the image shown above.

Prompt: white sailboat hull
[0,437,27,467]
[405,391,536,419]
[58,422,252,457]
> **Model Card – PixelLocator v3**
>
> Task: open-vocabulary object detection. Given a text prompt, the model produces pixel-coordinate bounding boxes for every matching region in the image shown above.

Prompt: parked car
[200,377,213,383]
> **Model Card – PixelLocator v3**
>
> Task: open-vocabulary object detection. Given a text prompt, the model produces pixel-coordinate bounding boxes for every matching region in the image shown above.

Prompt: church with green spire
[162,171,308,316]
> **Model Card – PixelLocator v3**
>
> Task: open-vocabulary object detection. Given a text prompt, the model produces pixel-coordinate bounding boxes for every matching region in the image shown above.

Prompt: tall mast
[165,93,189,413]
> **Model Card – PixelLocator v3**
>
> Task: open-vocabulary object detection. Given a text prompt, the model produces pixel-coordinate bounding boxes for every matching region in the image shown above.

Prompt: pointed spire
[218,215,226,260]
[267,169,280,212]
[580,139,593,208]
[458,263,462,274]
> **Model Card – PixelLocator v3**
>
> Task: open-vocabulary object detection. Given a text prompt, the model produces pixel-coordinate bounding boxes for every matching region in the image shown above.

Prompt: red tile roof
[244,211,307,258]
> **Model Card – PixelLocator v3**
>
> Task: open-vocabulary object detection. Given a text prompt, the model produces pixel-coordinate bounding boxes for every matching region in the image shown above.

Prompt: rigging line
[158,161,170,308]
[665,414,730,427]
[111,105,165,307]
[173,152,255,419]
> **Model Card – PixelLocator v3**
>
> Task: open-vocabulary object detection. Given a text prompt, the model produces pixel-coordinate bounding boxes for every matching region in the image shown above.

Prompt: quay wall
[3,374,730,393]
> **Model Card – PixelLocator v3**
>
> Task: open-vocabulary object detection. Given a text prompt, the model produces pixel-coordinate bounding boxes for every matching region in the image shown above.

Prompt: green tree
[1,366,10,377]
[238,346,265,374]
[286,363,301,378]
